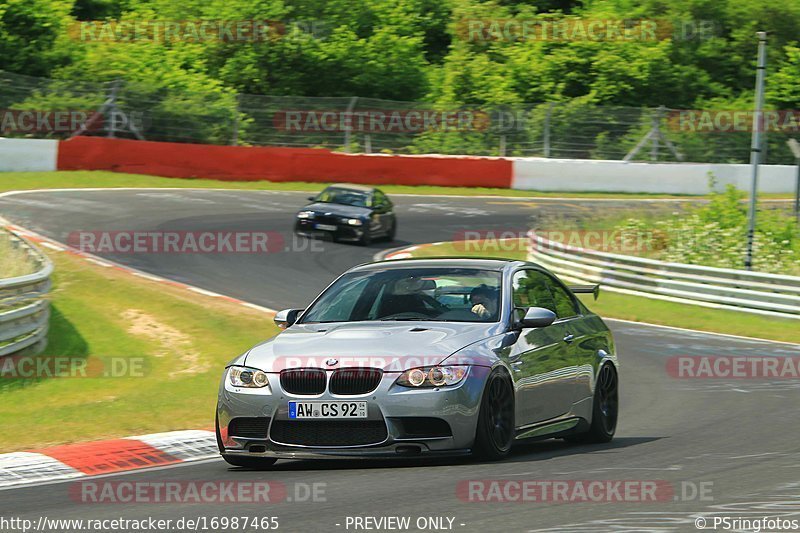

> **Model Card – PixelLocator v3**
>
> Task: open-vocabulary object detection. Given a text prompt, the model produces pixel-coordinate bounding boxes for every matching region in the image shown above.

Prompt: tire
[472,369,515,461]
[216,413,278,469]
[358,230,373,246]
[566,363,618,444]
[385,220,397,242]
[221,454,278,469]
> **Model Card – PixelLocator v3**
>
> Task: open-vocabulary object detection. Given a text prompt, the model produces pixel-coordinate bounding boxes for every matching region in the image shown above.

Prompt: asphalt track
[1,190,799,532]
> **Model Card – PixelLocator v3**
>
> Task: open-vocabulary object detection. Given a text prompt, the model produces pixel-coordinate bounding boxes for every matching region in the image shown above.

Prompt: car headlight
[346,218,363,226]
[297,211,315,219]
[396,366,469,388]
[228,366,271,389]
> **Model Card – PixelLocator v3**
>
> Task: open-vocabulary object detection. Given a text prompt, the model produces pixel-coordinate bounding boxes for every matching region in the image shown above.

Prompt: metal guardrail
[527,231,800,319]
[0,229,52,357]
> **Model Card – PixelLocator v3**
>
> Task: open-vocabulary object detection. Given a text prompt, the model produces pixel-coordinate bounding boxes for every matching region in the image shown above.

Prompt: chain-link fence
[1,69,796,164]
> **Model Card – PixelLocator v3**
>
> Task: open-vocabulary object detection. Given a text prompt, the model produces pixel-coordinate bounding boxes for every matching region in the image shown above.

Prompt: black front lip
[294,220,364,240]
[224,437,468,458]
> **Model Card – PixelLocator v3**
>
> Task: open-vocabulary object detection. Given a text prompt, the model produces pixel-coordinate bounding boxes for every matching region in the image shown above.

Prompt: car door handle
[563,333,575,343]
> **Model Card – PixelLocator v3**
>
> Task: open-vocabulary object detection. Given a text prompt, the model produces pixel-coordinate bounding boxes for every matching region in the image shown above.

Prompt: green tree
[0,0,74,76]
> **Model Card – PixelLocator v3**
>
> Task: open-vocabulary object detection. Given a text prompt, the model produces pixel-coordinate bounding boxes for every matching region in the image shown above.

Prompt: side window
[511,270,556,315]
[546,278,580,319]
[374,190,388,207]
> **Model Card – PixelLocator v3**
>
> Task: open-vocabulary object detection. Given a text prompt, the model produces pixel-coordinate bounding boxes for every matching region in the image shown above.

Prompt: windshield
[300,268,502,324]
[314,187,371,207]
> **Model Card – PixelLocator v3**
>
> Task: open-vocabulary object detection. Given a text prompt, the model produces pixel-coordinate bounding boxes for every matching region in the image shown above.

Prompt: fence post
[650,106,664,161]
[364,133,372,154]
[71,78,144,140]
[106,80,121,138]
[499,135,506,157]
[71,79,118,139]
[344,96,358,152]
[230,94,240,146]
[625,105,676,162]
[544,102,554,157]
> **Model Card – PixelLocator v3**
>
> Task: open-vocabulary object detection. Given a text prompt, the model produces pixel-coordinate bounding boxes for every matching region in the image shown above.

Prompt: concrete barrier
[512,158,796,194]
[0,138,57,172]
[1,137,797,195]
[56,137,514,188]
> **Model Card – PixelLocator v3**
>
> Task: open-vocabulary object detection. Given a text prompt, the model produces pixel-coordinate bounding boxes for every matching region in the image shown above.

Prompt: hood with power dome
[243,321,502,372]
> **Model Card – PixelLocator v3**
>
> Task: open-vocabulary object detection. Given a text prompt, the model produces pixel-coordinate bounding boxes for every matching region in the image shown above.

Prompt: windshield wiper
[378,318,490,323]
[378,317,432,321]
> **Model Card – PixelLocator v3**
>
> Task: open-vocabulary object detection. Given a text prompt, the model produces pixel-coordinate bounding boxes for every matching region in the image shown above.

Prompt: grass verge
[0,250,278,452]
[0,229,38,278]
[400,240,800,345]
[0,170,730,199]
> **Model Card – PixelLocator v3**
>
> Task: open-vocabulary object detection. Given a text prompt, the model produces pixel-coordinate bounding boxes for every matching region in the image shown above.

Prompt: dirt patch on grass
[121,309,209,375]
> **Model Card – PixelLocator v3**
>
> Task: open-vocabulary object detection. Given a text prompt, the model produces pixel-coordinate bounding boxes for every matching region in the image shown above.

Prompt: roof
[326,183,376,192]
[351,257,527,272]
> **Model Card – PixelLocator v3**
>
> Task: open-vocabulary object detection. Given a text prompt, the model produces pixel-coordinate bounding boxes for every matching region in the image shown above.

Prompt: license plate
[288,401,367,419]
[314,223,338,231]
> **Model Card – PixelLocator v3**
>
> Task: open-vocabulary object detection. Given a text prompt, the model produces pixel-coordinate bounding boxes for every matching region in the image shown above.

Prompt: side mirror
[307,196,316,202]
[274,308,303,329]
[518,307,556,329]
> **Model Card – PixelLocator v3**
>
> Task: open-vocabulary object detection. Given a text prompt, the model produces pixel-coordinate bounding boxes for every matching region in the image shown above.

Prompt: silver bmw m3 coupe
[216,258,619,467]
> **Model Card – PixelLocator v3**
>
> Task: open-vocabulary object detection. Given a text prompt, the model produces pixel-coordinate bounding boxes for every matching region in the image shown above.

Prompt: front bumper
[294,220,364,242]
[217,366,490,458]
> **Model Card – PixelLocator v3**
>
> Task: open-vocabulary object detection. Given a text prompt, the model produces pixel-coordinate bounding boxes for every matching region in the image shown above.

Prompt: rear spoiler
[569,284,600,300]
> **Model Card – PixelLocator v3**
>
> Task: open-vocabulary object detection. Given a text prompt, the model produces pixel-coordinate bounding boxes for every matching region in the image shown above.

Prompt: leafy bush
[615,181,799,274]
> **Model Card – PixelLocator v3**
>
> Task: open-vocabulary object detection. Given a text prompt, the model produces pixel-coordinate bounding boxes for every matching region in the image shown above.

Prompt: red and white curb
[1,204,276,489]
[374,242,440,261]
[0,430,217,489]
